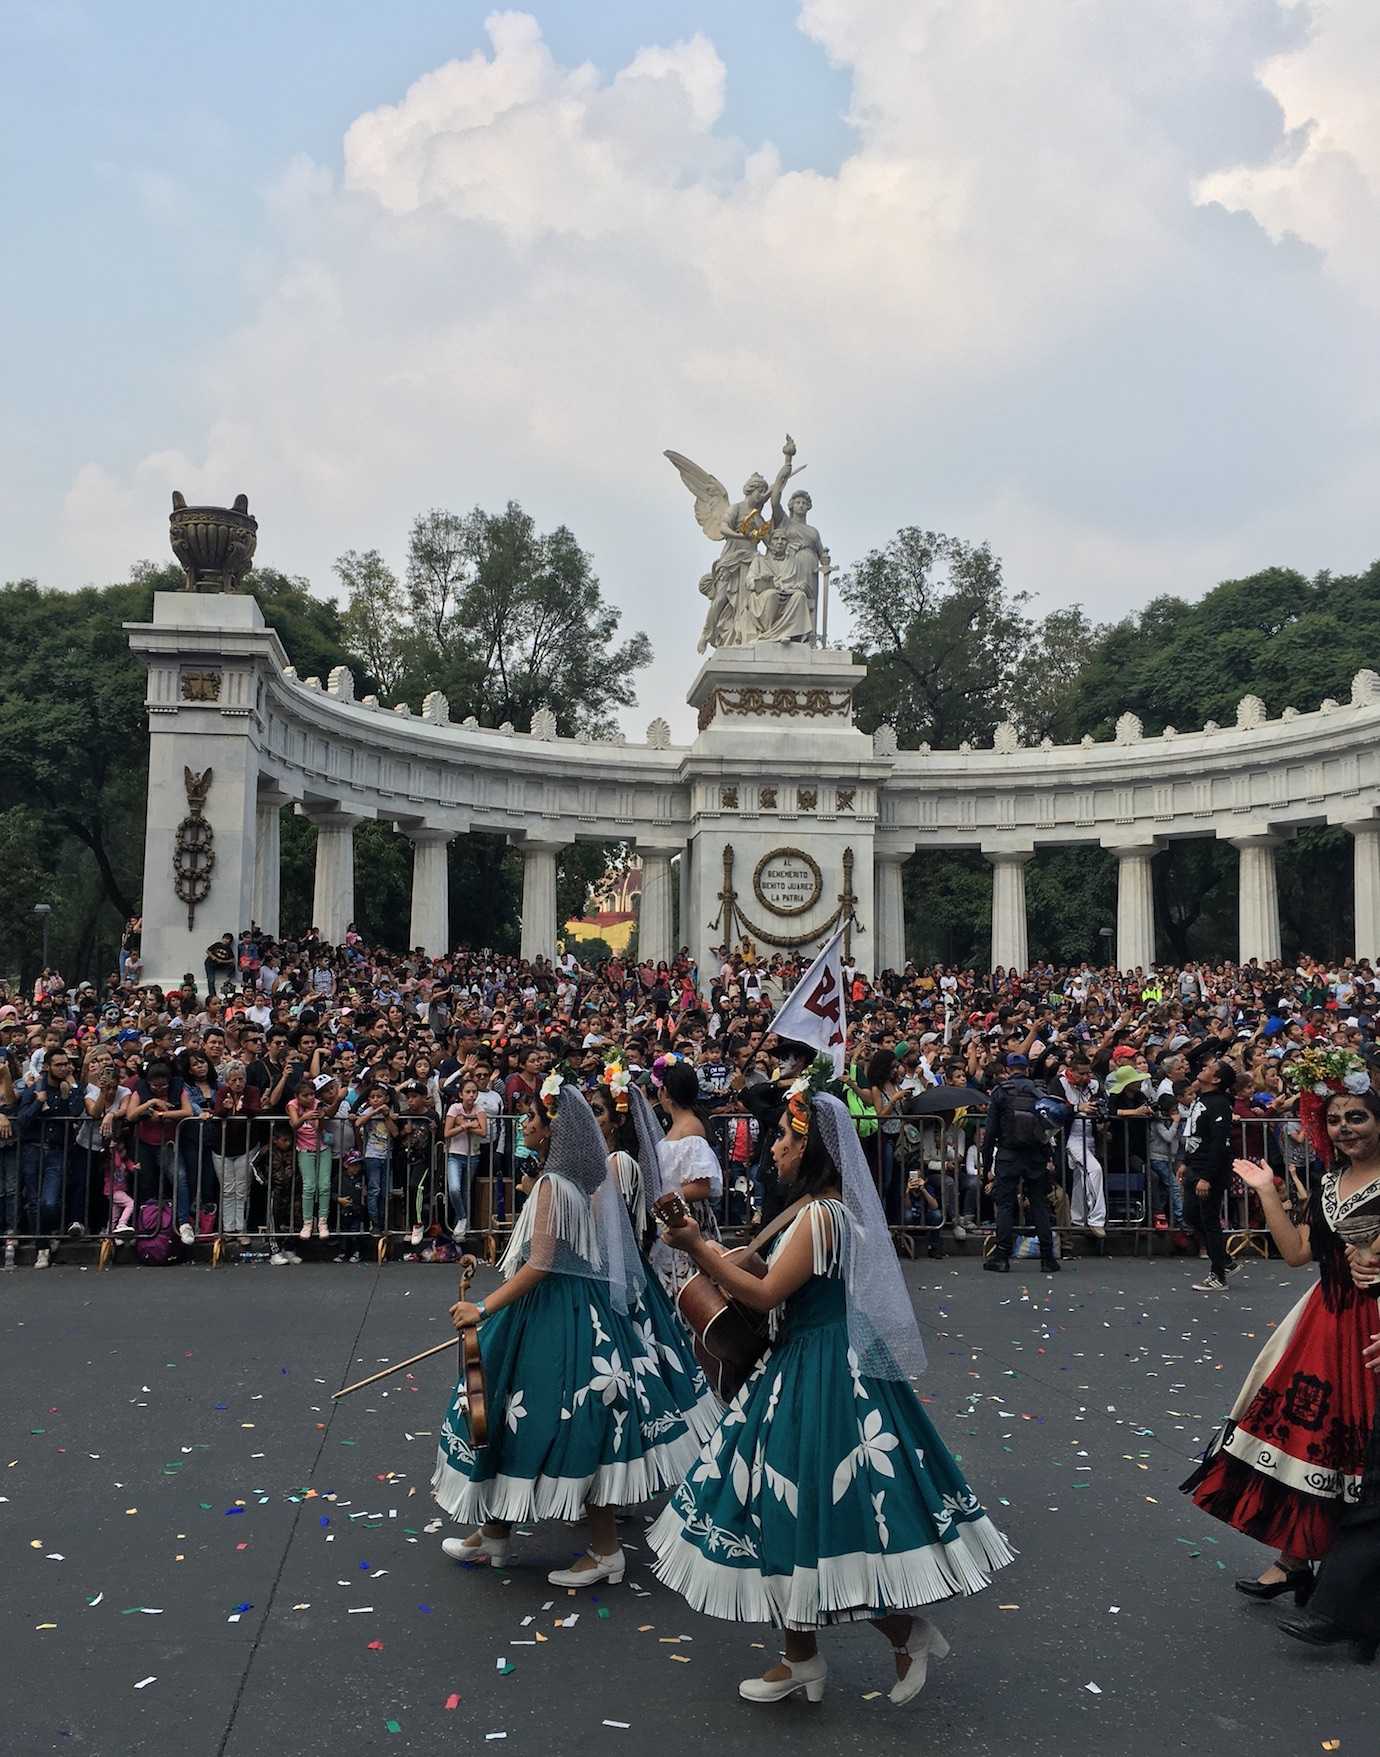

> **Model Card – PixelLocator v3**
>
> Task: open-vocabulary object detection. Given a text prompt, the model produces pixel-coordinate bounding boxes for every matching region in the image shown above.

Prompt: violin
[457,1253,489,1447]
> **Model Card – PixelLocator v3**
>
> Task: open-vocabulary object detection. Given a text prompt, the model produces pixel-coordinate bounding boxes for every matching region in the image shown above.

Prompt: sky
[4,0,1380,738]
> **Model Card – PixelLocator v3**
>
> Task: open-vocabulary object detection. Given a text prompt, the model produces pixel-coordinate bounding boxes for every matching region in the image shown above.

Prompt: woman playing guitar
[432,1078,708,1588]
[650,1084,1014,1707]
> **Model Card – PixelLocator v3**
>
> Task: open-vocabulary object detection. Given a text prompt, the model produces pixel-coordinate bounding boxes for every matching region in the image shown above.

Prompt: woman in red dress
[1182,1087,1380,1600]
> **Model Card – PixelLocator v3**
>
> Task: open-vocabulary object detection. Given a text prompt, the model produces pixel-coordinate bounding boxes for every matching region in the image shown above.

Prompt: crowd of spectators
[2,917,1375,1273]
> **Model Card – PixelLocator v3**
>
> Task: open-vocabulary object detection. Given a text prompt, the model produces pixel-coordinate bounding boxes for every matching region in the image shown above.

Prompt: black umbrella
[901,1084,990,1115]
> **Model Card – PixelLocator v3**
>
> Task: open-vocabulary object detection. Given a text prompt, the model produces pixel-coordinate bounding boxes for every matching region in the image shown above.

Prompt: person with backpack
[980,1053,1059,1274]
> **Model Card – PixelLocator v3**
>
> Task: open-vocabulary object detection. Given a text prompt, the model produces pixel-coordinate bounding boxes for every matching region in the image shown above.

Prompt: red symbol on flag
[803,966,844,1046]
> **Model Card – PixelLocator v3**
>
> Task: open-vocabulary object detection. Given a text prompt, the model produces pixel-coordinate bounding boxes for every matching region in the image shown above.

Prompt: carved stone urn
[168,491,258,591]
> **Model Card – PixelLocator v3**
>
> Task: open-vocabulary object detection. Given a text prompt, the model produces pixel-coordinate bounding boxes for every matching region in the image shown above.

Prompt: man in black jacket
[1179,1058,1237,1292]
[980,1053,1058,1273]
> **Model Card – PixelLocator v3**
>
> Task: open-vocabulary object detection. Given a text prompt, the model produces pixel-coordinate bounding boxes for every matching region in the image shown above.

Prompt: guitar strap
[740,1194,813,1261]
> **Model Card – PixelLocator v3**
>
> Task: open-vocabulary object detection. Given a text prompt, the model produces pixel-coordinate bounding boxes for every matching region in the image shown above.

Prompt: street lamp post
[33,903,52,969]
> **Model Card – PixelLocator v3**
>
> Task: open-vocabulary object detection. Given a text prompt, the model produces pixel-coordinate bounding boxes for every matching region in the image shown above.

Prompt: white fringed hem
[432,1426,704,1526]
[647,1505,1015,1632]
[682,1385,724,1445]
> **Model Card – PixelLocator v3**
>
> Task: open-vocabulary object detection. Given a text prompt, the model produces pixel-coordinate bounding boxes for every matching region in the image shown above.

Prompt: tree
[335,549,408,698]
[842,530,1032,747]
[394,503,651,736]
[406,509,470,651]
[1008,606,1106,744]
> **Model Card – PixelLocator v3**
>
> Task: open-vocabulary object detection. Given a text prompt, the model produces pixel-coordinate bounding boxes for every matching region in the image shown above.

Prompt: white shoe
[113,1222,134,1237]
[889,1617,950,1704]
[270,1251,289,1266]
[284,1250,302,1265]
[952,1222,967,1241]
[178,1223,196,1246]
[2,1242,15,1271]
[299,1223,312,1241]
[1193,1273,1229,1293]
[547,1547,626,1588]
[409,1224,423,1247]
[442,1531,510,1568]
[34,1248,50,1270]
[67,1221,85,1237]
[316,1218,329,1240]
[738,1655,828,1703]
[452,1222,467,1243]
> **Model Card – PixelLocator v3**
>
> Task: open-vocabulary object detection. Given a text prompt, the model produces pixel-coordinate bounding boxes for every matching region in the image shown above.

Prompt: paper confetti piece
[485,1736,507,1743]
[368,1641,384,1652]
[385,1720,401,1734]
[444,1694,461,1711]
[134,1677,157,1690]
[1322,1744,1341,1752]
[1084,1682,1102,1695]
[603,1721,631,1729]
[86,1593,103,1607]
[862,1690,883,1700]
[669,1654,691,1663]
[36,1622,57,1630]
[347,1606,374,1614]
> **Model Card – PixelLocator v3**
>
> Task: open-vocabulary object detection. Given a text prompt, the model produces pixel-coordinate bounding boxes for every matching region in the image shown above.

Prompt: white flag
[767,928,848,1076]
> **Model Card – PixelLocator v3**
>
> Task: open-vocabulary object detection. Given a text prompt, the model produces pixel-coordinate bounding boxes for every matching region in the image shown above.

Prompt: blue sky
[4,1,1380,736]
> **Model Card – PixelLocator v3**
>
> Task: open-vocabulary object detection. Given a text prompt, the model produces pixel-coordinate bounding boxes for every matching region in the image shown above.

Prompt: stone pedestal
[128,592,282,987]
[682,645,885,979]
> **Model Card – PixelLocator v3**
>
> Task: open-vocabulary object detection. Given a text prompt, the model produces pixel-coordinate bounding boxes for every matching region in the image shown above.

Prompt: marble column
[253,794,288,937]
[308,812,361,944]
[1110,842,1157,973]
[637,847,678,967]
[873,852,908,975]
[407,829,452,957]
[1230,833,1282,963]
[519,840,565,962]
[1346,820,1380,960]
[676,847,693,955]
[986,849,1033,973]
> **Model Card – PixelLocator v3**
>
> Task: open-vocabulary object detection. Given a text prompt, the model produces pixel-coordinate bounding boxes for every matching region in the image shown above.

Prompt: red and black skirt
[1182,1280,1378,1559]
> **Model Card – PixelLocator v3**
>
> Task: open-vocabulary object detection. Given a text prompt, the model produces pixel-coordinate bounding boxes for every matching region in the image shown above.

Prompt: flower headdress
[539,1069,565,1103]
[650,1052,683,1090]
[602,1060,632,1115]
[784,1054,836,1136]
[1280,1045,1366,1097]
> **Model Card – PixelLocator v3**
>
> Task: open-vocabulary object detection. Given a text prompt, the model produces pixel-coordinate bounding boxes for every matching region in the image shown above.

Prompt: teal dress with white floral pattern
[649,1200,1014,1630]
[431,1171,714,1526]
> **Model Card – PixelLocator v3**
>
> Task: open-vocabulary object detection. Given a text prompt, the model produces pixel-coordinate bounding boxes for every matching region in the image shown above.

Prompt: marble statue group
[665,435,829,652]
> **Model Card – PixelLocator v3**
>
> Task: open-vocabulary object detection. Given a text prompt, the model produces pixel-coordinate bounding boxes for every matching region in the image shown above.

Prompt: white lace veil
[811,1093,927,1380]
[497,1083,641,1313]
[628,1084,668,1211]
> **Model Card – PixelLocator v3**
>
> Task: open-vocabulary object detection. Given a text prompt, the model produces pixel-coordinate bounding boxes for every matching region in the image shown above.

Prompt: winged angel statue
[665,436,826,652]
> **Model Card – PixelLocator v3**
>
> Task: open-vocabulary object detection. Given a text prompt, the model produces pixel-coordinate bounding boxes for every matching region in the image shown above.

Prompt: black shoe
[1236,1567,1313,1604]
[927,1244,946,1259]
[1278,1610,1376,1662]
[982,1257,1010,1274]
[1040,1258,1062,1273]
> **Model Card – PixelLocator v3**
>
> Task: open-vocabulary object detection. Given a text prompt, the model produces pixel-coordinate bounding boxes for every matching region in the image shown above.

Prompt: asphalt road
[2,1249,1376,1757]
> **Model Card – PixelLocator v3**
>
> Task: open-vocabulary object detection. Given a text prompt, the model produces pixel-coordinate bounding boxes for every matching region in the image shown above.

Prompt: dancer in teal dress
[650,1087,1013,1706]
[432,1079,707,1588]
[588,1068,719,1442]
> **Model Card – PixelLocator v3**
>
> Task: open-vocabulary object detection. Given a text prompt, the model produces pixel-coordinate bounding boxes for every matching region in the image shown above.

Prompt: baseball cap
[1005,1053,1029,1070]
[1110,1046,1139,1065]
[313,1072,337,1091]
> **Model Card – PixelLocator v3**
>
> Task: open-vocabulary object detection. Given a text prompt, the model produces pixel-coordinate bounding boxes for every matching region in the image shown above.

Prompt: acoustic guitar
[652,1195,809,1401]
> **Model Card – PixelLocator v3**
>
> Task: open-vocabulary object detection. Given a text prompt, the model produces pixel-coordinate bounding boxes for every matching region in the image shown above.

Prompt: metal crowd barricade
[1,1114,103,1257]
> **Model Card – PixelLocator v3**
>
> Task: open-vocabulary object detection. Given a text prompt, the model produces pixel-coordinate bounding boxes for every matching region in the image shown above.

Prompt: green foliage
[341,502,652,736]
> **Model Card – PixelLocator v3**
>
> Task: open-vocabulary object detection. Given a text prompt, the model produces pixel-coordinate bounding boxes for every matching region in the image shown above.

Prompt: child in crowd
[1149,1091,1183,1229]
[358,1083,396,1234]
[289,1073,337,1242]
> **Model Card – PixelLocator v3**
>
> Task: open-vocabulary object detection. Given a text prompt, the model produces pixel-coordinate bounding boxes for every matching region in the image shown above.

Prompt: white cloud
[53,4,1380,734]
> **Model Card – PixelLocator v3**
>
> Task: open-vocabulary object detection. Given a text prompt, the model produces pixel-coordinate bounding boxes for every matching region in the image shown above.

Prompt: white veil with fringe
[497,1082,642,1313]
[811,1093,927,1380]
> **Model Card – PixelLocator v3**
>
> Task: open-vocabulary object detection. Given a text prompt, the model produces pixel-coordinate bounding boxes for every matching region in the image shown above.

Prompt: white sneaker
[34,1248,50,1270]
[178,1223,196,1246]
[270,1251,289,1266]
[3,1242,16,1271]
[284,1250,303,1265]
[547,1547,625,1588]
[738,1655,828,1703]
[952,1222,967,1241]
[890,1617,950,1704]
[67,1221,85,1237]
[442,1531,510,1567]
[452,1223,467,1243]
[113,1222,134,1237]
[1193,1273,1229,1293]
[409,1224,423,1247]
